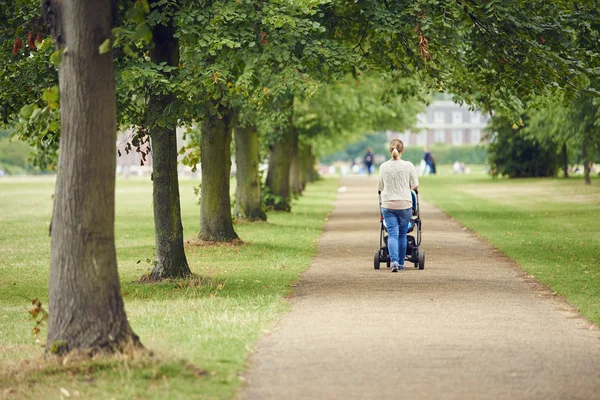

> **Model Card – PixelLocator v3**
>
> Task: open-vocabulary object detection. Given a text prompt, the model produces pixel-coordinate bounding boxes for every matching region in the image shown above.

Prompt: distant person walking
[423,146,436,174]
[364,147,374,176]
[378,139,419,272]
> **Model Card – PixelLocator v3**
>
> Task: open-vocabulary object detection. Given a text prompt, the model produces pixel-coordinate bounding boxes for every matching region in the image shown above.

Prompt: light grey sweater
[377,158,419,209]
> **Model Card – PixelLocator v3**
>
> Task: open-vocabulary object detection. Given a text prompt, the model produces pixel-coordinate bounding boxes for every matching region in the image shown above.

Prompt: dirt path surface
[241,176,600,400]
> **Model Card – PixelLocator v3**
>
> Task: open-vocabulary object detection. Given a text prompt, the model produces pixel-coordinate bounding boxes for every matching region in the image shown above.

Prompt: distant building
[389,100,490,146]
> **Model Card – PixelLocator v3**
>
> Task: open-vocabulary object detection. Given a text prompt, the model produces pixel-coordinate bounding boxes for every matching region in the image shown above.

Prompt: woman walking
[377,139,419,272]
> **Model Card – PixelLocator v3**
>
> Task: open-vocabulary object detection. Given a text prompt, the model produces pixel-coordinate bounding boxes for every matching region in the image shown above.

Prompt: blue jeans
[382,207,413,266]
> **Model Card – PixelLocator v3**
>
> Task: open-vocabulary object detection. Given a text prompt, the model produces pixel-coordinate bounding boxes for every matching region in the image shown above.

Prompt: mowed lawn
[420,169,600,325]
[0,176,337,399]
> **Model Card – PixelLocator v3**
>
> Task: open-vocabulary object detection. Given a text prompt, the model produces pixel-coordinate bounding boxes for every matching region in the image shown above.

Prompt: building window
[470,111,480,123]
[452,130,463,145]
[417,130,427,145]
[471,129,481,144]
[434,130,445,143]
[434,111,445,124]
[417,113,428,125]
[452,111,463,125]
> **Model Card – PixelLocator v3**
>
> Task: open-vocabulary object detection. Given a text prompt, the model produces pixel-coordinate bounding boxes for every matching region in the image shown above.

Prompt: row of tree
[487,89,600,183]
[1,0,598,354]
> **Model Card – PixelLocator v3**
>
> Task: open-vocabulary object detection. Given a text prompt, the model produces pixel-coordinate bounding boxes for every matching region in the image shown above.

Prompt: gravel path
[241,176,600,400]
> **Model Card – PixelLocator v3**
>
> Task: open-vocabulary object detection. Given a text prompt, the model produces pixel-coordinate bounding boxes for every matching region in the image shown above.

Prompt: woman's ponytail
[389,139,404,160]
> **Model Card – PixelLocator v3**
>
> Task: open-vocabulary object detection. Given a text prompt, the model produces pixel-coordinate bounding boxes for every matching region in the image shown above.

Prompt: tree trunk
[582,145,591,185]
[234,123,266,221]
[46,0,139,354]
[289,130,303,196]
[148,0,190,279]
[199,109,239,241]
[149,125,190,278]
[561,142,569,178]
[301,144,318,185]
[266,126,293,211]
[266,96,294,211]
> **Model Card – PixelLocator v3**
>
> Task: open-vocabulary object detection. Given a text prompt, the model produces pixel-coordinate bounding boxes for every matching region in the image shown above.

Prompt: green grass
[0,176,338,399]
[420,168,600,324]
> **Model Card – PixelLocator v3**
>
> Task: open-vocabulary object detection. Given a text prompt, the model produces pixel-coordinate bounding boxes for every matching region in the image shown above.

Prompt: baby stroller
[374,190,425,270]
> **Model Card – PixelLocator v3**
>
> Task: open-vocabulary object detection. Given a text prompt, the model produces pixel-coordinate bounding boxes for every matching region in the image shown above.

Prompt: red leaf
[13,36,23,55]
[28,32,36,50]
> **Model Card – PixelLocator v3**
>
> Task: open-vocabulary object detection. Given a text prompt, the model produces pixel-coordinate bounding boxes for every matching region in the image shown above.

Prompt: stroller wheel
[373,250,380,270]
[418,249,425,270]
[386,259,391,268]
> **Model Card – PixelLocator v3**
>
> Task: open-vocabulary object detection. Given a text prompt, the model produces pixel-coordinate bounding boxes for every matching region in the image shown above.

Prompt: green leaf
[124,45,136,57]
[99,38,112,55]
[19,104,36,119]
[126,6,144,23]
[48,121,60,132]
[134,23,153,44]
[49,50,62,66]
[112,27,126,38]
[38,38,53,51]
[42,86,59,104]
[139,0,150,14]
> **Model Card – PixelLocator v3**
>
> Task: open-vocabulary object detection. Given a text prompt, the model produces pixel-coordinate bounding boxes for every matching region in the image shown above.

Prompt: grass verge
[0,176,338,399]
[420,170,600,325]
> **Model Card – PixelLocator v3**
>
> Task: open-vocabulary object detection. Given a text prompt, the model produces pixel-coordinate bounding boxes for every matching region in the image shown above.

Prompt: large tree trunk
[289,130,303,196]
[234,123,266,221]
[199,109,239,241]
[582,145,591,185]
[46,0,139,354]
[561,142,569,178]
[148,0,190,279]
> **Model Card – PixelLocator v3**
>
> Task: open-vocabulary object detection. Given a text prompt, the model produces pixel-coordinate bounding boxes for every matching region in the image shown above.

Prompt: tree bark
[234,123,267,221]
[149,125,190,278]
[266,96,294,211]
[266,126,293,211]
[46,0,139,354]
[582,144,591,185]
[289,130,303,196]
[147,0,190,279]
[301,144,318,186]
[561,142,569,178]
[199,109,239,241]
